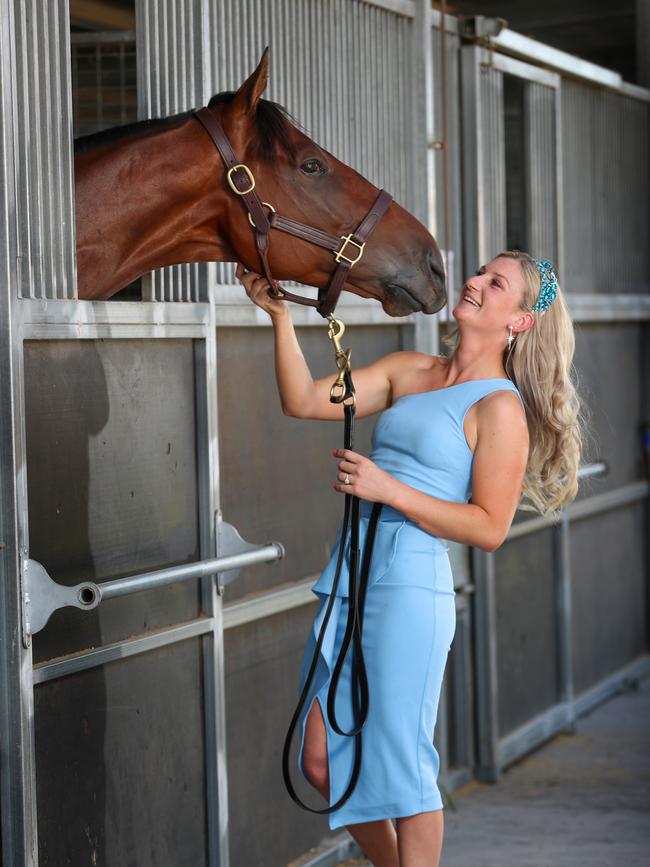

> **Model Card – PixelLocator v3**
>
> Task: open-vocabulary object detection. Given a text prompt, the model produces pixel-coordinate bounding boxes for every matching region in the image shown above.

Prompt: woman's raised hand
[235,262,288,318]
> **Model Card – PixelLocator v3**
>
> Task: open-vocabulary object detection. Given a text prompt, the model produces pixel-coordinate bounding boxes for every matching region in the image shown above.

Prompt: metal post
[471,548,500,782]
[554,509,576,730]
[0,2,38,862]
[413,0,439,358]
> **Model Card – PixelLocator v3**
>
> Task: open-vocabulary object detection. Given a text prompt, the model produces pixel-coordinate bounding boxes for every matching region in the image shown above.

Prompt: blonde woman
[236,251,581,867]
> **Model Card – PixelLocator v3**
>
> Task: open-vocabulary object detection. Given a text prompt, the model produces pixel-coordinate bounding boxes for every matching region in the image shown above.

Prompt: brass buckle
[334,235,365,266]
[247,201,276,229]
[227,164,256,195]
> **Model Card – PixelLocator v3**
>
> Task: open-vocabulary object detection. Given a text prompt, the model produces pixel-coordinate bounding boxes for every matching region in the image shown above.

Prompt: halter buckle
[227,163,256,195]
[334,235,365,266]
[247,201,276,229]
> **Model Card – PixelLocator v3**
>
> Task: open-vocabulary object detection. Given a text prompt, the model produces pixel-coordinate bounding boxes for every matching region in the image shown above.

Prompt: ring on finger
[343,473,351,485]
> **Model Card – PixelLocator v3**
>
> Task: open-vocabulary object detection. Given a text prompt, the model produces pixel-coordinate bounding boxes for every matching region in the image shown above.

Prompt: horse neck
[74,116,235,300]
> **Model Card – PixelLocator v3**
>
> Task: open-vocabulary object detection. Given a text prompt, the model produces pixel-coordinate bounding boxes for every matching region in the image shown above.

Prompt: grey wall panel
[24,339,201,662]
[12,0,76,299]
[572,323,645,494]
[525,81,558,262]
[480,65,507,262]
[561,79,650,293]
[494,529,559,736]
[35,640,207,866]
[571,503,647,694]
[224,602,324,867]
[217,324,404,602]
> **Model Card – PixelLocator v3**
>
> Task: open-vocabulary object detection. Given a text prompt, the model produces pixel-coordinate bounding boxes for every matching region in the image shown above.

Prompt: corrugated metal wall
[12,0,76,299]
[561,79,650,292]
[211,0,418,288]
[525,81,558,262]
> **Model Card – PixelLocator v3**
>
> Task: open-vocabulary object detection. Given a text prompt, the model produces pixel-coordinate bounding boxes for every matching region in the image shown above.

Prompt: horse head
[74,48,446,314]
[202,49,446,316]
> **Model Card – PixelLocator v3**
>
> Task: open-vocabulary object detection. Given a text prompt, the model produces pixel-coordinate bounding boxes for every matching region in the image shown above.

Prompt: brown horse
[74,49,446,316]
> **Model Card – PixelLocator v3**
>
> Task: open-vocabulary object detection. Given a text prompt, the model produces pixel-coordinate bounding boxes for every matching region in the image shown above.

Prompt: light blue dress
[296,378,523,830]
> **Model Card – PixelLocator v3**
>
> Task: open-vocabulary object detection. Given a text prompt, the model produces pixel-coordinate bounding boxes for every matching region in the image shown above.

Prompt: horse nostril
[426,249,446,287]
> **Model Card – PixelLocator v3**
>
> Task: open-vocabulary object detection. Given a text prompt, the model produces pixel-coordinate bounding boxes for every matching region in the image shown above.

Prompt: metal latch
[21,514,284,647]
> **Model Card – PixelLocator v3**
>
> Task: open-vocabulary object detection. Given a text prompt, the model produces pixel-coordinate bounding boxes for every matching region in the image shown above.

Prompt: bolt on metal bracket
[21,514,284,646]
[22,558,100,646]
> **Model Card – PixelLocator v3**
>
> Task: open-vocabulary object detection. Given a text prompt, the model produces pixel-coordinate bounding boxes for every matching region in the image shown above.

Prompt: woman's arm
[333,391,529,552]
[236,264,410,421]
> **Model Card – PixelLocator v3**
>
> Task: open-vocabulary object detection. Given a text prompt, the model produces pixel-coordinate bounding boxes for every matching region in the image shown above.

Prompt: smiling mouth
[462,292,481,308]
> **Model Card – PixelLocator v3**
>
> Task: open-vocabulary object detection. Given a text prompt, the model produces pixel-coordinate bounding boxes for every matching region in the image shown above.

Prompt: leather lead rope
[281,319,383,814]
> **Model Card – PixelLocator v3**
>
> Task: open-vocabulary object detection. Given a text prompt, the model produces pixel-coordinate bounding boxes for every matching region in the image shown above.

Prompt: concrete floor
[335,671,650,867]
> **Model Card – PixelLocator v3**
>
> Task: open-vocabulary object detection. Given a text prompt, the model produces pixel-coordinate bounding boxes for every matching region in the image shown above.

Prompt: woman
[235,250,582,867]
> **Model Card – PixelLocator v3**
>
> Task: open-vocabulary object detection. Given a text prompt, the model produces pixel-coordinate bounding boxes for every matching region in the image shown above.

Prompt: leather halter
[193,106,393,318]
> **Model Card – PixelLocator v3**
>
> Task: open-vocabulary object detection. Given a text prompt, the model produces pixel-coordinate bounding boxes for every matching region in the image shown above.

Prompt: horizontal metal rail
[98,545,283,601]
[22,519,284,641]
[29,471,649,686]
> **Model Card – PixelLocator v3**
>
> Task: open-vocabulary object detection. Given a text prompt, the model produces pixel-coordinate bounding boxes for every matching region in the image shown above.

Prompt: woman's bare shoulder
[379,351,447,395]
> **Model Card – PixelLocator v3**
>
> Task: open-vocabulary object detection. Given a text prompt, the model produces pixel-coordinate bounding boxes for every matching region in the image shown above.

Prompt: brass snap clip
[327,315,355,406]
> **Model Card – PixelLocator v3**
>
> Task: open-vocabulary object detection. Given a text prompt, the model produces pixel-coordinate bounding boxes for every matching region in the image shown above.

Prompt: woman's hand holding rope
[332,448,397,503]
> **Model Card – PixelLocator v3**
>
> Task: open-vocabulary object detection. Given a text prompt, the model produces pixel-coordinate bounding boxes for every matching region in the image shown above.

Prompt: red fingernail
[332,450,337,456]
[332,484,337,489]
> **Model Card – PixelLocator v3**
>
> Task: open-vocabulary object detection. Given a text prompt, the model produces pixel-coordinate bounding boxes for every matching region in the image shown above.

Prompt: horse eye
[300,158,326,175]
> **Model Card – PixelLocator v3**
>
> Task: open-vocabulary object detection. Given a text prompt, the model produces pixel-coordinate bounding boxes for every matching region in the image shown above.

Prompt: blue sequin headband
[532,259,558,313]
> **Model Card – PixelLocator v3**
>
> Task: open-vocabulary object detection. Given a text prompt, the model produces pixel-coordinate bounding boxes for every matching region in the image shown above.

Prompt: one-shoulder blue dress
[296,377,523,830]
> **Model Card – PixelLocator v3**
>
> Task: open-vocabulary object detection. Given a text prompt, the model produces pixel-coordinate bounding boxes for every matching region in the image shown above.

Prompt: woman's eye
[300,158,326,175]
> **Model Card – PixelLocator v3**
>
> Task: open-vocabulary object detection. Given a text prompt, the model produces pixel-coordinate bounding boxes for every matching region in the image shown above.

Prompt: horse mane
[74,92,303,162]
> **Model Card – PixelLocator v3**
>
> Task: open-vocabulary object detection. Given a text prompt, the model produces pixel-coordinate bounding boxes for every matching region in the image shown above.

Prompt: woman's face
[452,255,528,334]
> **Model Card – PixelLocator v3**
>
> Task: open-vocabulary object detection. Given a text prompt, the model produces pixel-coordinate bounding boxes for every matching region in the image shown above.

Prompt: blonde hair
[444,249,583,516]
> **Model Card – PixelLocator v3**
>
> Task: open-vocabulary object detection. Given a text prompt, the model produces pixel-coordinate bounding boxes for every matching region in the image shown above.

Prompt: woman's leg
[301,699,400,867]
[395,810,444,867]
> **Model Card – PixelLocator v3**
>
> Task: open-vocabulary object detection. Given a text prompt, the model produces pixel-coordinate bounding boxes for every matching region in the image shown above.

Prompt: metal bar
[554,510,576,717]
[358,0,415,18]
[70,30,136,44]
[223,575,319,629]
[471,547,500,782]
[0,2,39,862]
[490,25,650,101]
[195,290,229,867]
[499,701,573,769]
[568,480,649,522]
[498,654,650,770]
[98,543,284,600]
[33,617,214,684]
[16,297,211,340]
[488,51,560,88]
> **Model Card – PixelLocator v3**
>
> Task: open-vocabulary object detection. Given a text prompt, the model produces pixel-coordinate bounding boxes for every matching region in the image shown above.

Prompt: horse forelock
[208,92,304,162]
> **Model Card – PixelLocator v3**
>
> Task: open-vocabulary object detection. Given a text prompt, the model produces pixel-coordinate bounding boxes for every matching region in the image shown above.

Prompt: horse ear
[231,47,269,116]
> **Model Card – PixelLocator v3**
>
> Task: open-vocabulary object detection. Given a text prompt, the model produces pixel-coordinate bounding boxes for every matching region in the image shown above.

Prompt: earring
[506,325,514,351]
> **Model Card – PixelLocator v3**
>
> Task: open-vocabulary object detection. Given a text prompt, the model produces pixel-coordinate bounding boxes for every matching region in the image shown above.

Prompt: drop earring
[506,325,514,351]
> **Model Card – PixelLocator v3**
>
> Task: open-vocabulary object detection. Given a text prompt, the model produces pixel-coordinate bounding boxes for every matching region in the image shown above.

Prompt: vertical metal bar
[0,1,38,862]
[554,510,576,728]
[471,548,500,782]
[196,298,229,867]
[413,0,439,358]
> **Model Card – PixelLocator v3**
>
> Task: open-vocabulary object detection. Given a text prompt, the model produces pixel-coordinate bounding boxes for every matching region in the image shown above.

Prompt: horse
[73,48,446,317]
